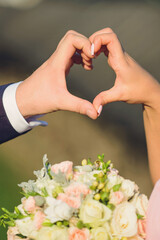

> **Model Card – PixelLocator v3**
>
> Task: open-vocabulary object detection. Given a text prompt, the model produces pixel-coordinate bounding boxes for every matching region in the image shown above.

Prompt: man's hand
[16,30,98,119]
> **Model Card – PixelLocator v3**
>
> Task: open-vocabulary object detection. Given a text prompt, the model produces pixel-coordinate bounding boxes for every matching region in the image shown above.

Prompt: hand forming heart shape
[16,28,159,120]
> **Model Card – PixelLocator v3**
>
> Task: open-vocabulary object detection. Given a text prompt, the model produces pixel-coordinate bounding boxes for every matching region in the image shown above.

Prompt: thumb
[60,92,98,119]
[93,86,123,112]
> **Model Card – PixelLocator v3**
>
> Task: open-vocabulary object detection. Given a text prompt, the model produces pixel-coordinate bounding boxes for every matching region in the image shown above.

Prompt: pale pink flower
[23,196,36,213]
[138,219,146,238]
[34,211,45,230]
[109,191,124,205]
[58,193,81,209]
[58,183,90,208]
[51,161,73,177]
[69,227,90,240]
[65,183,91,198]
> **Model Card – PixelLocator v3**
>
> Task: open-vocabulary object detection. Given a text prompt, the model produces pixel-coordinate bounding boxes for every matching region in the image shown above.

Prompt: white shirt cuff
[2,82,48,134]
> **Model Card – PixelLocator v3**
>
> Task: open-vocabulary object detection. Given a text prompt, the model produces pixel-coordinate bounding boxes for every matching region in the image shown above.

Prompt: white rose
[135,194,148,216]
[91,223,111,240]
[16,217,37,238]
[111,202,137,237]
[80,197,112,227]
[130,193,139,206]
[121,179,138,199]
[44,197,73,223]
[107,173,123,190]
[37,226,68,240]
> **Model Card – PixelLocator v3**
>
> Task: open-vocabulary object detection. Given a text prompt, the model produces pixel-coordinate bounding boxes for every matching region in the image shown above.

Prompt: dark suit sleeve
[0,84,29,144]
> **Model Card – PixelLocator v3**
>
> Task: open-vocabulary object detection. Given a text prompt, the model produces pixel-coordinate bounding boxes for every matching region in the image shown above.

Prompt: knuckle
[105,27,113,33]
[94,35,99,42]
[66,30,76,37]
[111,32,118,40]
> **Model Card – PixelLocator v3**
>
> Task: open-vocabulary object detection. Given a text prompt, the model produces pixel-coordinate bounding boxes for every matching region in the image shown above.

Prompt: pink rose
[51,161,73,177]
[58,183,91,208]
[109,191,124,205]
[65,183,91,198]
[138,219,146,238]
[58,193,81,209]
[34,211,45,230]
[23,196,36,213]
[69,227,90,240]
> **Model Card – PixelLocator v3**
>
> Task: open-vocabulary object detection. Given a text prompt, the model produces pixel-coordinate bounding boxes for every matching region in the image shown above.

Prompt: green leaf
[20,191,40,199]
[41,187,48,197]
[100,192,109,202]
[107,203,115,210]
[42,219,54,227]
[113,183,121,192]
[97,154,105,162]
[137,213,144,220]
[93,174,98,178]
[14,207,21,215]
[42,222,54,227]
[7,221,16,227]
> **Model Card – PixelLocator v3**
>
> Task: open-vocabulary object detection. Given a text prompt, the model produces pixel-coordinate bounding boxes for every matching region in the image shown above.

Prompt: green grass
[0,153,22,240]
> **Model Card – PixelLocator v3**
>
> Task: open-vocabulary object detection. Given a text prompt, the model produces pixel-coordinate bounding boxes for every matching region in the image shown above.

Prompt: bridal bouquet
[0,154,148,240]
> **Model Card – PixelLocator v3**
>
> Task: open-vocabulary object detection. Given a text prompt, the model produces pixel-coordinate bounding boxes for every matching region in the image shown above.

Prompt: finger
[82,58,92,66]
[60,92,98,119]
[58,30,85,48]
[92,32,124,59]
[81,52,91,61]
[83,64,93,71]
[89,27,113,43]
[93,86,123,112]
[55,30,93,68]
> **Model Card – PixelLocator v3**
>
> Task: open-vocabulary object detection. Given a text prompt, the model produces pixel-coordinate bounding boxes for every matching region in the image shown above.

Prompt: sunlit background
[0,0,160,238]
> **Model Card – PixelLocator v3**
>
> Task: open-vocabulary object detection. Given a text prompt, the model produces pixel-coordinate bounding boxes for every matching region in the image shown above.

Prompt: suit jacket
[0,84,22,144]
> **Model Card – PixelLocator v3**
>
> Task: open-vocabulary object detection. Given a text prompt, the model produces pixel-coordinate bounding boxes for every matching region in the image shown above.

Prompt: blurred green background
[0,0,160,239]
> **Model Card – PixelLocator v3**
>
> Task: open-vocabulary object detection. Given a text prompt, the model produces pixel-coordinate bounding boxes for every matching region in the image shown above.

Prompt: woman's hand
[89,28,160,112]
[16,30,98,119]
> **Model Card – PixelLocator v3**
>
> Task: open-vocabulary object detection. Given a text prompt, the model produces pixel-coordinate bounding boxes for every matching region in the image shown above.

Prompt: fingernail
[91,43,94,56]
[97,105,103,117]
[87,109,94,118]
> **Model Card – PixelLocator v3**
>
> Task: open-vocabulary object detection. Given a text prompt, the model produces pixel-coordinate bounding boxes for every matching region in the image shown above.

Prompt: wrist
[16,79,35,117]
[143,78,160,111]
